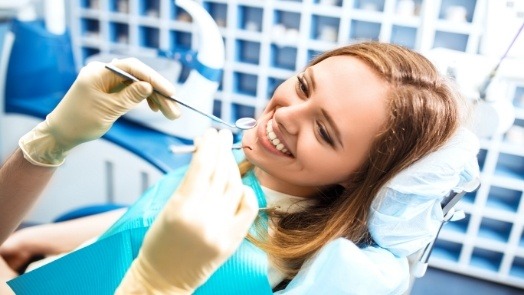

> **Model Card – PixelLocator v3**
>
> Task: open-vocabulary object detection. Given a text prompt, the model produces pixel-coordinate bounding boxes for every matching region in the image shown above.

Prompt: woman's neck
[253,167,319,198]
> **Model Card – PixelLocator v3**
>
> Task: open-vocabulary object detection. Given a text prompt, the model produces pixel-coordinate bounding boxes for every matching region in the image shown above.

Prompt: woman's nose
[273,103,308,135]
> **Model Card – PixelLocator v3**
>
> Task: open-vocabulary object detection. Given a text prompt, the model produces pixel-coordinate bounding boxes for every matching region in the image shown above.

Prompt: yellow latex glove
[116,129,259,295]
[19,58,180,167]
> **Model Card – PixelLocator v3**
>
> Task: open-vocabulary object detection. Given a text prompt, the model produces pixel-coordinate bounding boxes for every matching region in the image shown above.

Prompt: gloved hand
[19,58,181,167]
[116,129,259,295]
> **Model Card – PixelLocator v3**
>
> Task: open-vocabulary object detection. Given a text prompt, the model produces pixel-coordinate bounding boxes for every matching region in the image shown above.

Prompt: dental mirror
[105,64,257,131]
[234,117,258,130]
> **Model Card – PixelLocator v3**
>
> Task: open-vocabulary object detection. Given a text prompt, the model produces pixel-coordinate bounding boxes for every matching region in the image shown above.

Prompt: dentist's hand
[19,58,180,167]
[116,129,259,295]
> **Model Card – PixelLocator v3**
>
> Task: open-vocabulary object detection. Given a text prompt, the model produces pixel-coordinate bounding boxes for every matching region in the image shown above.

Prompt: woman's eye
[297,74,309,96]
[317,122,335,146]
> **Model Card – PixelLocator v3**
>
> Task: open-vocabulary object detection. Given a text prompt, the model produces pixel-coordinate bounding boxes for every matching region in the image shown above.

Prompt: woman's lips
[266,120,291,155]
[255,117,293,158]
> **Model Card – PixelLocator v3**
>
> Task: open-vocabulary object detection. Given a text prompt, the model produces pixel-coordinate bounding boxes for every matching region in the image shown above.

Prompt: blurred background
[0,0,523,293]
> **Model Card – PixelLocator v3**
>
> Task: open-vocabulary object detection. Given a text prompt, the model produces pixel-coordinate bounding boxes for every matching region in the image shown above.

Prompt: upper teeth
[266,121,289,154]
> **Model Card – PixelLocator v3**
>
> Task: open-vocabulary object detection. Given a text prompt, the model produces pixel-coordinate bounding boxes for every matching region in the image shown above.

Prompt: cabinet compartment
[169,30,192,50]
[486,186,522,214]
[138,0,160,17]
[395,0,422,17]
[478,217,513,243]
[139,26,160,48]
[271,45,297,70]
[81,0,98,9]
[111,0,130,14]
[81,18,100,39]
[431,239,463,262]
[234,72,258,96]
[204,2,227,27]
[350,20,381,41]
[273,10,301,30]
[236,40,261,64]
[109,22,129,44]
[311,15,339,42]
[391,25,417,48]
[494,153,524,182]
[470,248,503,272]
[81,47,100,61]
[433,31,469,51]
[353,0,386,12]
[314,0,342,7]
[238,6,263,32]
[510,256,524,280]
[438,0,477,23]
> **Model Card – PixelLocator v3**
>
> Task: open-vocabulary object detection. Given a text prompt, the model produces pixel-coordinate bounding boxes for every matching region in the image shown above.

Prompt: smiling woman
[2,41,479,294]
[240,41,471,282]
[242,55,389,193]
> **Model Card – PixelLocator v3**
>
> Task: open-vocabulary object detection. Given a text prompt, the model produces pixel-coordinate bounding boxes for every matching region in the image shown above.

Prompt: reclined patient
[1,42,480,294]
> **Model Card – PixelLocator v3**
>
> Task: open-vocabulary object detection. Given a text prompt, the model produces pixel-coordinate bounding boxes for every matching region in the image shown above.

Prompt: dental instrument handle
[105,64,238,129]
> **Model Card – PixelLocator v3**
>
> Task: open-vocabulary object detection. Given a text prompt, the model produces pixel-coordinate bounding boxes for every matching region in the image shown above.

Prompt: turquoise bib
[8,168,272,295]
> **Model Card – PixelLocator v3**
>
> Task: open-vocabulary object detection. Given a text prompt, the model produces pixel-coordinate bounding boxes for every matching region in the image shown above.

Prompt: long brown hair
[245,42,468,278]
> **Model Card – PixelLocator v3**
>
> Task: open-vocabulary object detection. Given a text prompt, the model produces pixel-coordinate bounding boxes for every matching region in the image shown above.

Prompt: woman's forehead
[309,56,388,101]
[310,55,389,150]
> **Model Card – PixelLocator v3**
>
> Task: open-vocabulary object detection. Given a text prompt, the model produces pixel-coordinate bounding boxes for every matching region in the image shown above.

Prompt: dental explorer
[105,64,258,131]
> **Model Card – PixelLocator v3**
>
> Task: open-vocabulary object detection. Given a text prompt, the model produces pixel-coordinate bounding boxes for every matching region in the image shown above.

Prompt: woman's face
[242,56,389,197]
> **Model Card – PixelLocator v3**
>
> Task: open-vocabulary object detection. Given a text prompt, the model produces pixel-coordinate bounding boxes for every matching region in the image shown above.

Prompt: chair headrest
[368,127,480,257]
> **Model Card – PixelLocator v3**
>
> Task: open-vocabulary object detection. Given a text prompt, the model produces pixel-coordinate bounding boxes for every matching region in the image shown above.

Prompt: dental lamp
[123,0,226,139]
[472,21,524,138]
[425,21,524,139]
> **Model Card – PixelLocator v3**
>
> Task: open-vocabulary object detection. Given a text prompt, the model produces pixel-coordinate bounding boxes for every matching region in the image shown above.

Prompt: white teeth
[266,120,290,155]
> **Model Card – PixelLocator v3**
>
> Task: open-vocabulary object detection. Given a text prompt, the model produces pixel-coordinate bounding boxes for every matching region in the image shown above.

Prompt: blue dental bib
[8,168,272,295]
